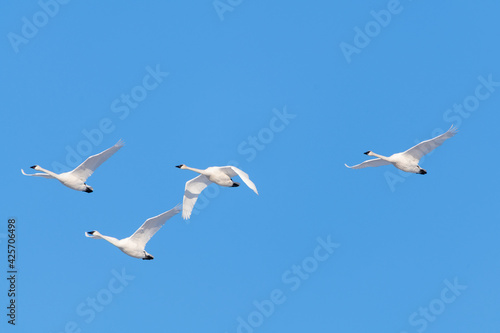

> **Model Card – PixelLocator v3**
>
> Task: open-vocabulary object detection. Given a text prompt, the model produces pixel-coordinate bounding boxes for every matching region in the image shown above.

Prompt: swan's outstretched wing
[70,140,124,181]
[345,159,391,169]
[182,175,212,220]
[403,125,458,161]
[219,166,259,195]
[21,169,54,178]
[129,205,181,248]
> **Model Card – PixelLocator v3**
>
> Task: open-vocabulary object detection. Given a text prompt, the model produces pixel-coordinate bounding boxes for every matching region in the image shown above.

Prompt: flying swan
[345,125,458,174]
[176,164,259,220]
[85,205,181,260]
[21,140,124,192]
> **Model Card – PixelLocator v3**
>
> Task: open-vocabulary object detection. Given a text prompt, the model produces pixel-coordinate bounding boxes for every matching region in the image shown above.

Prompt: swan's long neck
[182,165,207,175]
[99,234,121,247]
[368,151,391,161]
[35,165,59,178]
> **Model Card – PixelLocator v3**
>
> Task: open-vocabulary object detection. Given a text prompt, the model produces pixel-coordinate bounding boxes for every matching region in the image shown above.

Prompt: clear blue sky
[2,1,500,332]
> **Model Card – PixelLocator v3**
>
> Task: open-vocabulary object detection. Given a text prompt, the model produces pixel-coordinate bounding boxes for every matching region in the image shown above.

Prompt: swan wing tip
[20,169,33,176]
[448,124,459,134]
[250,185,259,195]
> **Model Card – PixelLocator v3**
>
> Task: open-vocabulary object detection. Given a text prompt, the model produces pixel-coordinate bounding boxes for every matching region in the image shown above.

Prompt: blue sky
[2,1,500,332]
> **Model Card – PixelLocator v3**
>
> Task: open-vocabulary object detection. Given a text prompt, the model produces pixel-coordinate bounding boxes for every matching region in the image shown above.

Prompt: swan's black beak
[87,231,95,235]
[175,165,183,168]
[418,169,427,175]
[364,151,371,155]
[143,254,154,260]
[30,165,37,169]
[84,186,94,193]
[231,182,240,187]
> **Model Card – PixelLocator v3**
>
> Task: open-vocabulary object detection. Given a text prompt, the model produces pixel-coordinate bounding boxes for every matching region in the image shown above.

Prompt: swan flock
[22,124,457,259]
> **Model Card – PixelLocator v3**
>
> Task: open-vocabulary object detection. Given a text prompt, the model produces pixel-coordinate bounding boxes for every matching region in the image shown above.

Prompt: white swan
[176,164,258,220]
[85,205,181,260]
[345,125,458,174]
[21,140,124,192]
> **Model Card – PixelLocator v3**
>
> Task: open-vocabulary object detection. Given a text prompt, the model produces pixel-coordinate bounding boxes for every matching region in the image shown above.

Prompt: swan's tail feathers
[231,182,240,187]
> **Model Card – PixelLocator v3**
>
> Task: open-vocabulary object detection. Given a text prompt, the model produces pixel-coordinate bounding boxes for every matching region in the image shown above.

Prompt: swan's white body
[345,126,458,174]
[176,164,258,220]
[21,140,124,192]
[85,205,181,260]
